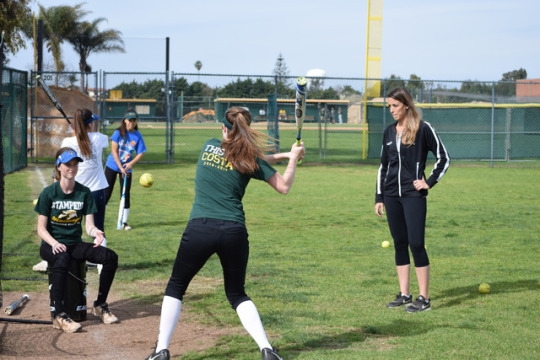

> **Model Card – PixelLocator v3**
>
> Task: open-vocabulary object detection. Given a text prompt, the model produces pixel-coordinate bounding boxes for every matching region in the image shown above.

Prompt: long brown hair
[387,88,421,145]
[118,108,139,138]
[221,107,272,174]
[72,109,95,157]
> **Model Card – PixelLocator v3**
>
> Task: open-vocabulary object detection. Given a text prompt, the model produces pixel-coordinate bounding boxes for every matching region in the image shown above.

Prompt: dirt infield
[0,272,241,359]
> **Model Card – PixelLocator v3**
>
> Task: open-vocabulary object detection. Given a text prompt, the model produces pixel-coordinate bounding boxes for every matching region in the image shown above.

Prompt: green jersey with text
[189,138,277,224]
[35,181,97,245]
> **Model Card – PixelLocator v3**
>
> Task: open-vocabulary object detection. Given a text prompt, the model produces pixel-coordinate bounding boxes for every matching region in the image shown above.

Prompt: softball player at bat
[145,107,305,360]
[375,87,450,313]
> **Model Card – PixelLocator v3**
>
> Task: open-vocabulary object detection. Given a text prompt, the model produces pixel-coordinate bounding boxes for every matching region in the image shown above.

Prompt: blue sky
[8,0,540,81]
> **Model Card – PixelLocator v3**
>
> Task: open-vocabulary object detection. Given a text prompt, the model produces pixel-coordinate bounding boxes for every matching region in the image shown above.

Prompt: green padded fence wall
[367,103,540,161]
[2,68,27,173]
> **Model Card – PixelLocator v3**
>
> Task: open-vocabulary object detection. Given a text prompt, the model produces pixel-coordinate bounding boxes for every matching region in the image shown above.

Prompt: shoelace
[57,314,74,323]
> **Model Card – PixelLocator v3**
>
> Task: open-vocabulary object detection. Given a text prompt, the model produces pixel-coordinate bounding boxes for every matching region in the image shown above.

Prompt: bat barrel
[3,294,30,315]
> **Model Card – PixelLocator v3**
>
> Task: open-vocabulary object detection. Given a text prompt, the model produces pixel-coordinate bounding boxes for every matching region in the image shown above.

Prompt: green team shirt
[189,138,277,224]
[34,181,97,245]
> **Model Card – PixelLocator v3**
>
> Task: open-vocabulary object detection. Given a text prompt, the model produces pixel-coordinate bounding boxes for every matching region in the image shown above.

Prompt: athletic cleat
[92,302,118,324]
[53,312,82,333]
[405,295,431,313]
[122,223,132,231]
[145,348,170,360]
[32,260,48,272]
[262,347,284,360]
[386,292,412,308]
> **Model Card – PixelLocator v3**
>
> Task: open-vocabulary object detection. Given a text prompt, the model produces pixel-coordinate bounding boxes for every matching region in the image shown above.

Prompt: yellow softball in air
[139,173,154,188]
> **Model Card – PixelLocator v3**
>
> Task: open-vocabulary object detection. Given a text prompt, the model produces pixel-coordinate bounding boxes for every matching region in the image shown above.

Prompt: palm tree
[68,18,125,91]
[194,60,202,80]
[36,4,88,73]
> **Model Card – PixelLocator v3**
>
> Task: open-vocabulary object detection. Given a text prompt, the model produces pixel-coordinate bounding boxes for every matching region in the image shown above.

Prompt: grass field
[2,159,540,359]
[101,122,367,164]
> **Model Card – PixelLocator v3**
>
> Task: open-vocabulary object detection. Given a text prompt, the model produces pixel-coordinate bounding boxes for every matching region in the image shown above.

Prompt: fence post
[490,83,495,167]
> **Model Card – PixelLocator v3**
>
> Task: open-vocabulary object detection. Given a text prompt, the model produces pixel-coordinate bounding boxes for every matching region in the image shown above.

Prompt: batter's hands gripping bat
[4,294,30,315]
[117,174,128,230]
[36,74,71,124]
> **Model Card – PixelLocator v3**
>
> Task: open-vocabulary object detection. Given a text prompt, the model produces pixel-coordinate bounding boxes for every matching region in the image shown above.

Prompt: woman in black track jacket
[375,87,450,313]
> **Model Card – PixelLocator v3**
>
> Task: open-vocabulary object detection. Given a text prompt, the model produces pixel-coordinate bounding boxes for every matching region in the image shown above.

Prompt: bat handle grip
[295,138,303,164]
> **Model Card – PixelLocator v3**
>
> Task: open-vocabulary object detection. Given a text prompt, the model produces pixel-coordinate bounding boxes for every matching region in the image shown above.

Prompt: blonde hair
[387,88,421,145]
[221,107,273,174]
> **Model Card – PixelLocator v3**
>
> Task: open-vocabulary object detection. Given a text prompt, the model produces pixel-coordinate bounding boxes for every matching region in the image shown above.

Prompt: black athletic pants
[164,218,251,310]
[383,196,430,267]
[40,242,118,316]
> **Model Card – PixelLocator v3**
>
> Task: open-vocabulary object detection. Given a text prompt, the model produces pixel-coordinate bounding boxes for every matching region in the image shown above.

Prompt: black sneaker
[405,295,431,313]
[386,292,412,308]
[262,347,284,360]
[145,348,170,360]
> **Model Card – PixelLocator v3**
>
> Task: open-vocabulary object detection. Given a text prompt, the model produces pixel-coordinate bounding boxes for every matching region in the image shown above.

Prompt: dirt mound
[0,272,241,359]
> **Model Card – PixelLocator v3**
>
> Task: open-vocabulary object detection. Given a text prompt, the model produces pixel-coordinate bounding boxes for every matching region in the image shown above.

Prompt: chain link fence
[1,67,27,173]
[29,71,98,162]
[17,72,540,166]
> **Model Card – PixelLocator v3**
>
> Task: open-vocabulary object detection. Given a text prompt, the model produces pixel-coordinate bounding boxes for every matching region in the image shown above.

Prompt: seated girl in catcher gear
[35,147,119,333]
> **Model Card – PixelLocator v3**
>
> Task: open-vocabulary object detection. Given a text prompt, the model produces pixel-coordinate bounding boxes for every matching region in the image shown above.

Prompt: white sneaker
[53,312,82,333]
[33,260,48,272]
[92,302,118,324]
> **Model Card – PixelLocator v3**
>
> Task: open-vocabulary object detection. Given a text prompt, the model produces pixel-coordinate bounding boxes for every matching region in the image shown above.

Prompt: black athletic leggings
[383,196,429,267]
[104,166,132,208]
[164,218,251,310]
[40,242,118,316]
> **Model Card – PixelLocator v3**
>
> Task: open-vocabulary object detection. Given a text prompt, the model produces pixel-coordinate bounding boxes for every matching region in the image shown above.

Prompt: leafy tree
[496,68,527,98]
[0,0,33,61]
[68,18,124,90]
[406,74,424,95]
[501,68,527,82]
[460,80,491,95]
[172,77,190,97]
[217,78,275,98]
[273,53,290,87]
[339,85,362,98]
[308,87,340,100]
[383,75,406,95]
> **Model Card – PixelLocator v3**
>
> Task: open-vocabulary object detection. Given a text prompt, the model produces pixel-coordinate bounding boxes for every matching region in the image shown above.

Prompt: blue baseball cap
[84,113,100,125]
[56,149,83,166]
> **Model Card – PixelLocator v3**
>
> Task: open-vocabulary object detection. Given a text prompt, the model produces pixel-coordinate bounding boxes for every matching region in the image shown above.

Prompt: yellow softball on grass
[139,173,154,188]
[478,283,491,294]
[381,240,390,248]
